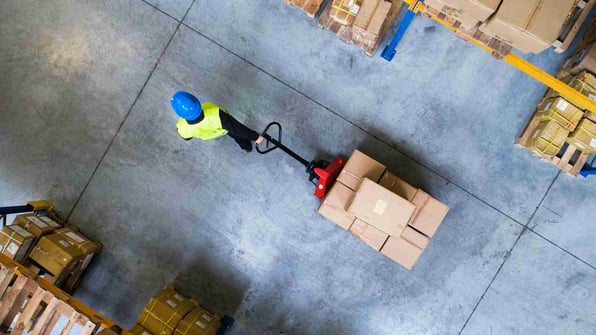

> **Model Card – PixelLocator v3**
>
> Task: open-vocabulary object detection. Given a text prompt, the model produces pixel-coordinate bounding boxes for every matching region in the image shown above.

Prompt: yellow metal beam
[400,0,596,114]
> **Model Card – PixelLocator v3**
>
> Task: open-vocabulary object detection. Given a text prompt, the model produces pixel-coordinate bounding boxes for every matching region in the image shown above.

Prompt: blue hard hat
[171,91,202,121]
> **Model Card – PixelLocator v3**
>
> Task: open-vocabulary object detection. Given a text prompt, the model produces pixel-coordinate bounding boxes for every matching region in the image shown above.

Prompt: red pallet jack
[257,122,345,199]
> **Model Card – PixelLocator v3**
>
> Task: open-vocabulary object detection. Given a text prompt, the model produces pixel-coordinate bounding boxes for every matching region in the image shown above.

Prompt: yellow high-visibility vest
[176,102,229,140]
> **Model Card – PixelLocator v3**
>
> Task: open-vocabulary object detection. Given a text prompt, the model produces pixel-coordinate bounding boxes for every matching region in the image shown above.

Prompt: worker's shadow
[172,257,248,317]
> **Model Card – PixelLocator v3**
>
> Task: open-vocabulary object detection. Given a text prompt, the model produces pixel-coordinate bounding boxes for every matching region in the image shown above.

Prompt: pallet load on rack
[318,150,449,270]
[422,0,592,56]
[318,0,403,55]
[516,42,596,176]
[132,285,225,335]
[283,0,324,19]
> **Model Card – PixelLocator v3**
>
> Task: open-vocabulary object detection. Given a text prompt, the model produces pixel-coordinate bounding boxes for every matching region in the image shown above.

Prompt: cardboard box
[55,228,100,255]
[0,225,35,262]
[366,1,391,35]
[348,178,415,236]
[480,0,577,54]
[138,286,197,335]
[174,306,221,335]
[425,0,500,30]
[130,324,154,335]
[28,234,84,276]
[535,97,583,131]
[353,0,380,29]
[318,182,356,229]
[380,236,423,270]
[13,214,61,238]
[330,0,362,25]
[285,0,324,18]
[529,120,570,157]
[337,150,386,190]
[401,226,430,249]
[408,190,449,238]
[567,118,596,153]
[378,171,418,201]
[348,219,389,251]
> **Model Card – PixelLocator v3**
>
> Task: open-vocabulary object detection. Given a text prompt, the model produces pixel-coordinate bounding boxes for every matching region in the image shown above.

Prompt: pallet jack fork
[257,122,345,199]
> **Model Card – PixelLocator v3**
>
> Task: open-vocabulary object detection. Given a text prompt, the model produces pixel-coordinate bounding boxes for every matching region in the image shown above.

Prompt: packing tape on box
[1,231,22,255]
[331,0,360,22]
[545,111,577,130]
[177,310,206,335]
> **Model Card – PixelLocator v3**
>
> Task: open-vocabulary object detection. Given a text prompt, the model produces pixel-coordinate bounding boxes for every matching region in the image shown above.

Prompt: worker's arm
[219,110,260,141]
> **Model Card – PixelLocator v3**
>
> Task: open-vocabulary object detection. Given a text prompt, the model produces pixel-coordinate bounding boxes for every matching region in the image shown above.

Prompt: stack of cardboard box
[423,0,580,55]
[318,150,449,270]
[320,0,398,55]
[283,0,324,19]
[132,286,222,335]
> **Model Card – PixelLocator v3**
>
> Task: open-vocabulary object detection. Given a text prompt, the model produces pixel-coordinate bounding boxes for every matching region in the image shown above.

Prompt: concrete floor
[1,0,595,334]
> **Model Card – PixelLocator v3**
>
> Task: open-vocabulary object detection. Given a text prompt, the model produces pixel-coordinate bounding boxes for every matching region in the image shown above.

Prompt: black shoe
[243,145,253,153]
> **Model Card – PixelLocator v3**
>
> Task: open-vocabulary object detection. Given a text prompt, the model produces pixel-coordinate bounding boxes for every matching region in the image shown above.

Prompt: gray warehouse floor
[1,0,595,334]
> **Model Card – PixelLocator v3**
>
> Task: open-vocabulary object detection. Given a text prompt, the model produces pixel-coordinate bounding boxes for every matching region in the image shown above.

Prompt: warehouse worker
[171,91,264,152]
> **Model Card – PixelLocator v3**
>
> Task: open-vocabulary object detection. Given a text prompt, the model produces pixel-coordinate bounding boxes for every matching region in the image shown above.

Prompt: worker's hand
[255,135,265,146]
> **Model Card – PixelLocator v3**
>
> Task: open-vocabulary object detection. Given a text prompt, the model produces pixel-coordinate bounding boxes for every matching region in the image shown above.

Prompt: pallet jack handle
[256,122,310,168]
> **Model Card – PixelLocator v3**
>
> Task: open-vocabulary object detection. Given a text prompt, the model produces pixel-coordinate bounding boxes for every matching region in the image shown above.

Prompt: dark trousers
[228,134,252,152]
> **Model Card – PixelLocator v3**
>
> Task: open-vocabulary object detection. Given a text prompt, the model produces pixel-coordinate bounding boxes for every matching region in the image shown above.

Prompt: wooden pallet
[515,112,591,176]
[283,0,325,19]
[553,0,596,53]
[317,0,404,56]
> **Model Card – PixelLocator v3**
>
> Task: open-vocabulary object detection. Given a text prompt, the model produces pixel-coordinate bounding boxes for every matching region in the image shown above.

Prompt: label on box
[348,0,354,7]
[166,300,177,308]
[39,216,60,227]
[350,4,360,14]
[202,313,212,321]
[590,139,596,148]
[6,242,19,255]
[28,216,49,228]
[195,321,206,329]
[555,99,569,111]
[9,225,32,238]
[173,293,185,302]
[373,200,388,215]
[532,129,540,139]
[589,94,596,101]
[81,254,94,270]
[65,232,87,244]
[58,240,71,248]
[543,101,552,111]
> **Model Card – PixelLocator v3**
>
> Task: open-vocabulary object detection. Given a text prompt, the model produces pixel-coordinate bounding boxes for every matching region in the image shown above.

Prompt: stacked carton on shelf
[318,150,449,270]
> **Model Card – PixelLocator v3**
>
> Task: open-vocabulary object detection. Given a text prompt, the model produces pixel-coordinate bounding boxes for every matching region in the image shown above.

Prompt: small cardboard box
[380,236,423,270]
[378,171,418,201]
[348,219,389,251]
[425,0,500,30]
[401,226,430,249]
[55,228,100,255]
[29,233,84,276]
[13,214,61,238]
[138,286,197,335]
[535,97,583,132]
[480,0,576,54]
[337,150,386,191]
[529,120,569,157]
[329,0,362,26]
[348,178,415,236]
[0,225,35,262]
[174,306,221,335]
[318,182,356,229]
[130,324,153,335]
[567,118,596,153]
[408,190,449,238]
[353,0,380,29]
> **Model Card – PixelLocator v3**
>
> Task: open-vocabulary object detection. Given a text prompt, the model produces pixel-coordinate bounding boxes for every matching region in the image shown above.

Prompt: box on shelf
[0,225,35,262]
[138,286,197,335]
[13,214,61,239]
[28,233,84,277]
[337,150,386,191]
[380,236,423,270]
[558,43,596,78]
[318,182,356,229]
[330,0,362,25]
[408,190,449,238]
[348,219,389,251]
[378,171,418,201]
[480,0,577,54]
[401,226,430,249]
[424,0,501,30]
[535,97,583,131]
[174,306,221,335]
[348,178,415,236]
[567,118,596,153]
[528,120,569,157]
[130,324,153,335]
